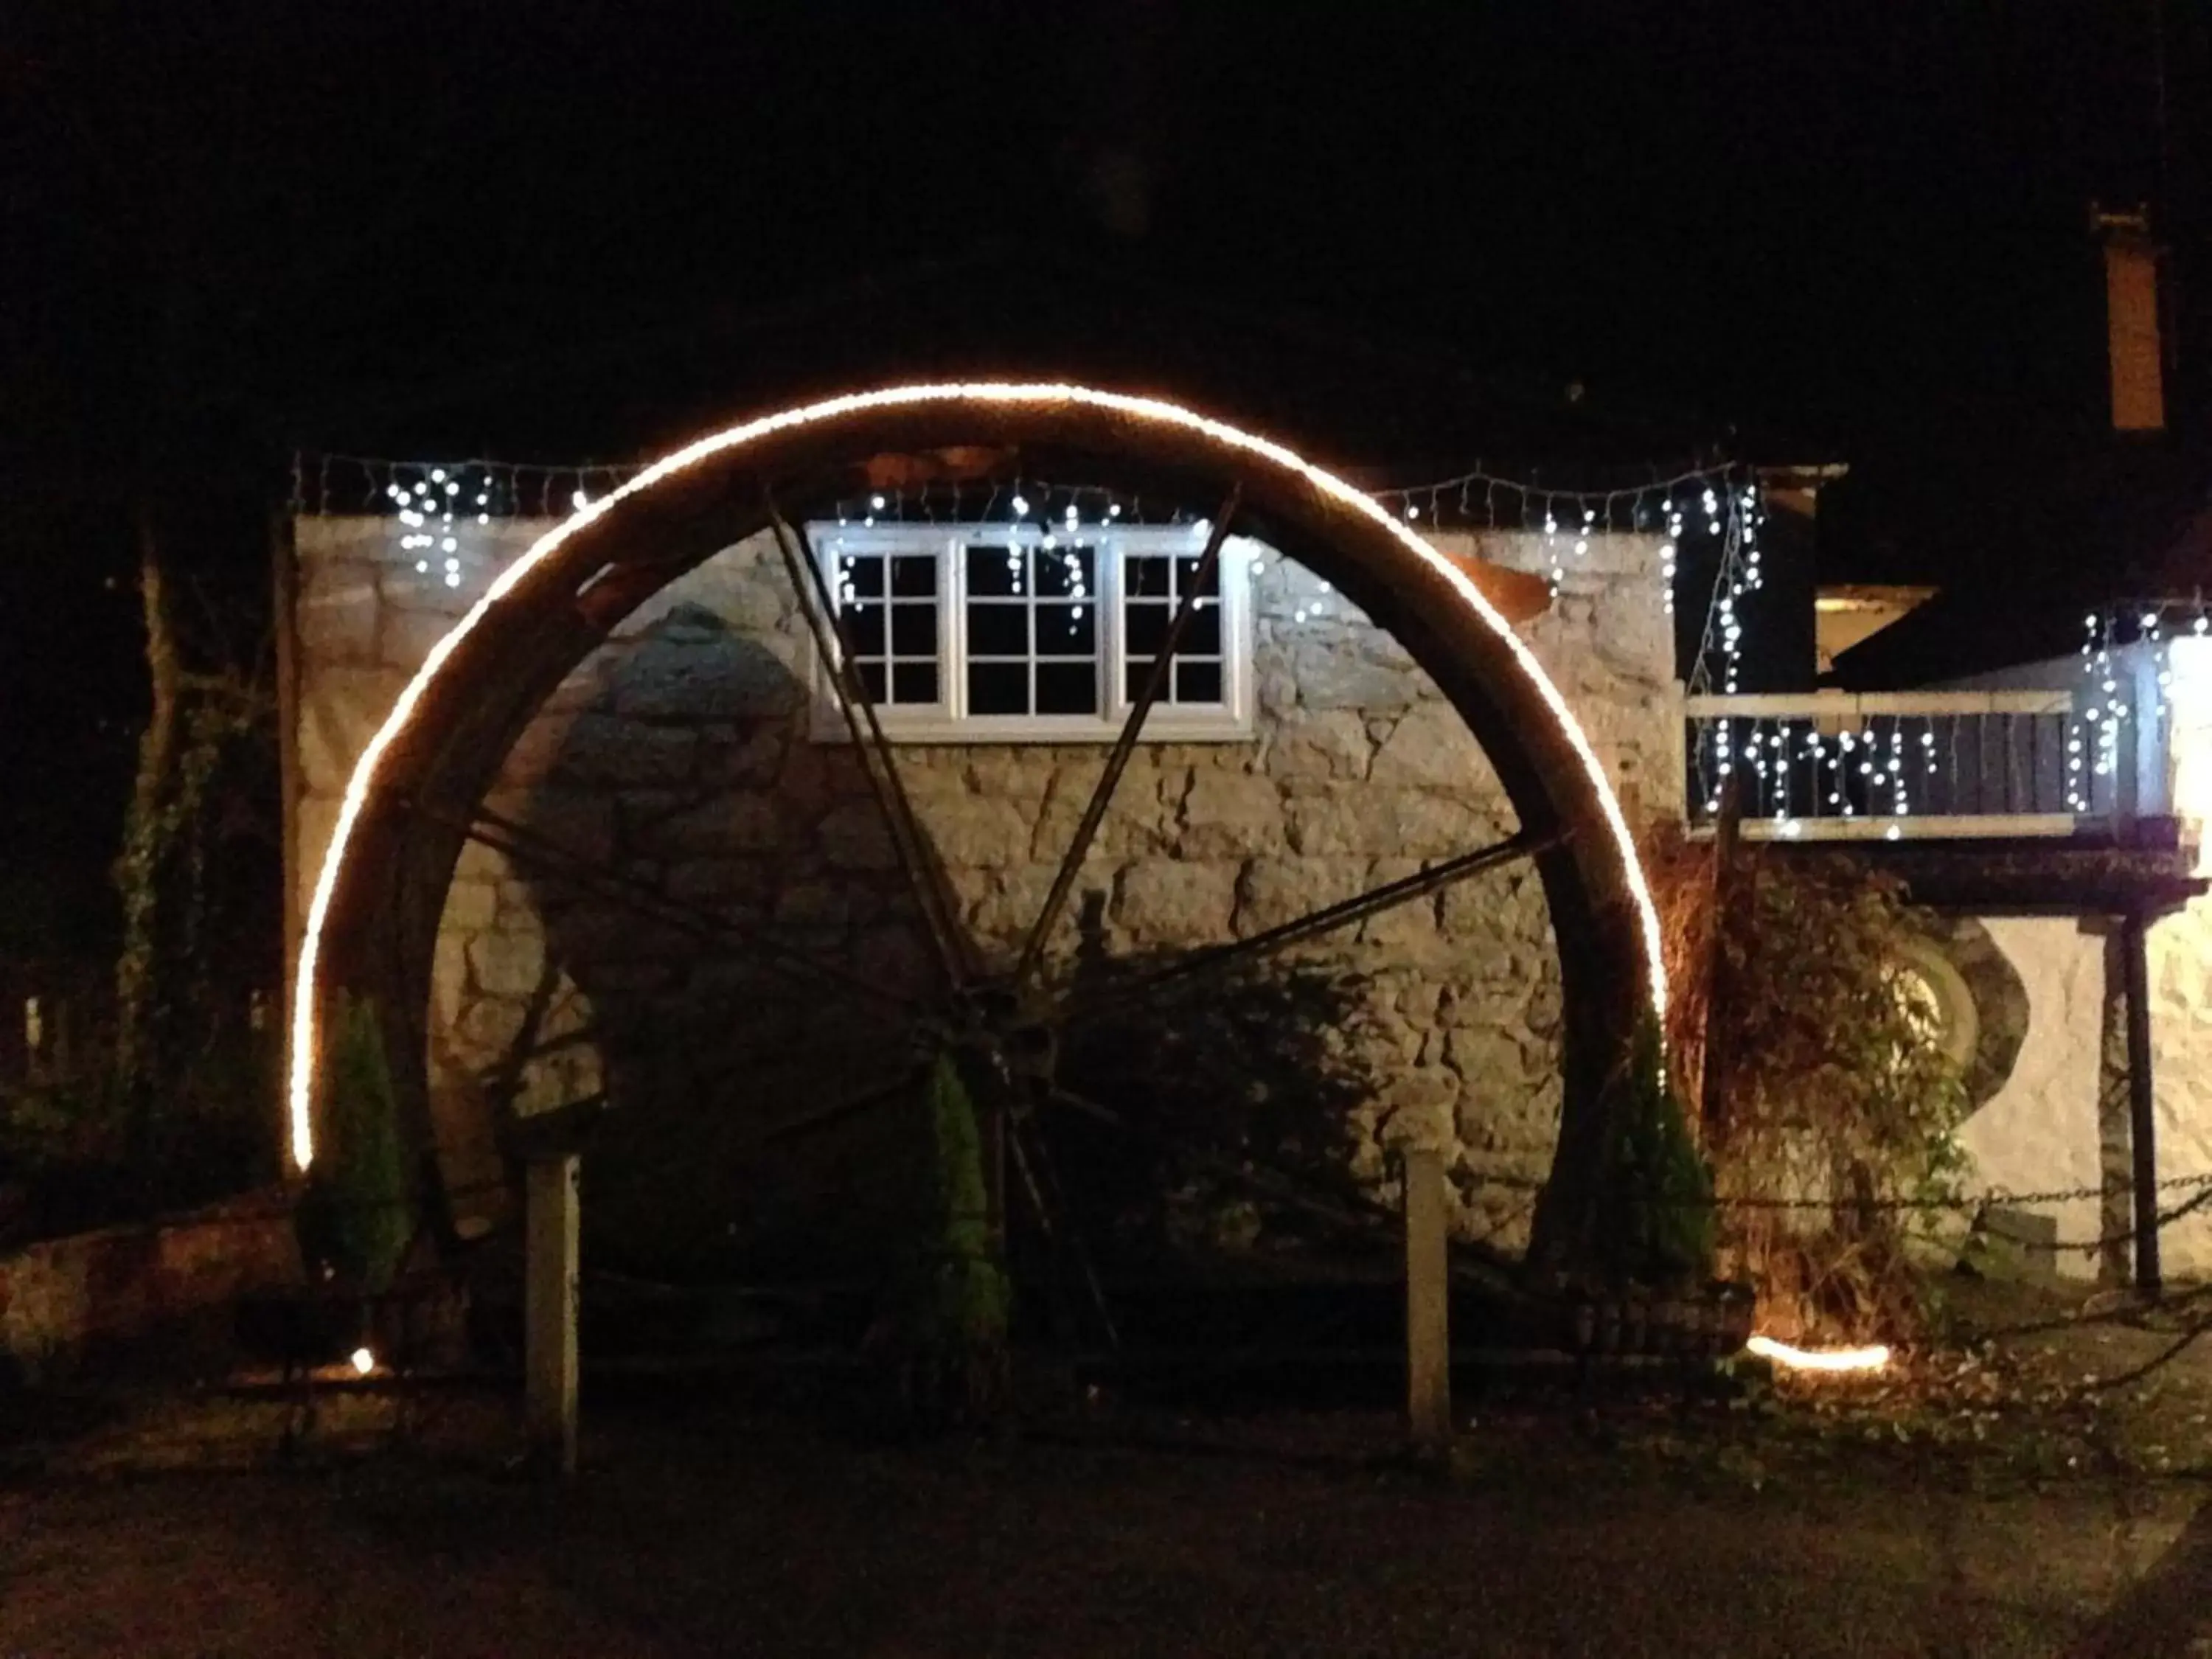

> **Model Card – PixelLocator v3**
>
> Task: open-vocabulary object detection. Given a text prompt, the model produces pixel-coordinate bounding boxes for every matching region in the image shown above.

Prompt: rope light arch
[288,383,1666,1261]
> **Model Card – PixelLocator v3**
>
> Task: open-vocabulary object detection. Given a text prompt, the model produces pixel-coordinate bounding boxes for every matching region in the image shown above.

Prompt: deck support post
[2122,911,2162,1295]
[1402,1145,1452,1453]
[524,1152,581,1475]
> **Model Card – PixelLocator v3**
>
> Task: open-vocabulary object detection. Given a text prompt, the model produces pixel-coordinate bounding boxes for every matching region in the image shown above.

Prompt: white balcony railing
[1683,690,2084,841]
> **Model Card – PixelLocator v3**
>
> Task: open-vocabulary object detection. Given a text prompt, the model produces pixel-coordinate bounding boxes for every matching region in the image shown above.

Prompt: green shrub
[1702,852,1970,1340]
[1591,1017,1717,1289]
[293,993,416,1292]
[869,1052,1010,1426]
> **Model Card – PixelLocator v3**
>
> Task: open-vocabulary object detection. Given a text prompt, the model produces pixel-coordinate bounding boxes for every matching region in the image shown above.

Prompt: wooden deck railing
[1683,689,2090,841]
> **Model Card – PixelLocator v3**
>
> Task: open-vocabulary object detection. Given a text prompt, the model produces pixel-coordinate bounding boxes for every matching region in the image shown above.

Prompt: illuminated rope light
[287,383,1668,1168]
[1745,1335,1891,1375]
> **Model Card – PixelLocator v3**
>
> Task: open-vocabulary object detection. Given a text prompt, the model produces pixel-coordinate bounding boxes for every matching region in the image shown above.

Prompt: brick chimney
[2093,204,2167,434]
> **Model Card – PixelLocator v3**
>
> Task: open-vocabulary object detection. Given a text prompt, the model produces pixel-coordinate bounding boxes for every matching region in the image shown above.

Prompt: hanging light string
[293,448,1759,688]
[1368,457,1740,530]
[291,453,643,519]
[2065,596,2212,816]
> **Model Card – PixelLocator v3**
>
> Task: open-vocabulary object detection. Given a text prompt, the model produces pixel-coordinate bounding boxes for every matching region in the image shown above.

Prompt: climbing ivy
[1697,849,1972,1342]
[110,526,275,1191]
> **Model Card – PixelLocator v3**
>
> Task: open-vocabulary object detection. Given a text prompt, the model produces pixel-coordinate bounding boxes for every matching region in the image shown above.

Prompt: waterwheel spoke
[1012,487,1244,992]
[765,499,973,990]
[454,801,916,1017]
[1062,826,1558,1027]
[742,1064,925,1152]
[1007,1102,1121,1351]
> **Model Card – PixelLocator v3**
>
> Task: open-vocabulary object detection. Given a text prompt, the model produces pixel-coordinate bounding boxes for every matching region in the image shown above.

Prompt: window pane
[966,545,1024,597]
[844,602,886,655]
[890,604,937,655]
[890,554,937,597]
[970,661,1028,715]
[968,604,1029,656]
[1037,662,1097,715]
[1181,605,1221,656]
[1033,544,1094,600]
[856,661,888,703]
[1123,598,1215,657]
[1034,603,1096,657]
[1175,557,1220,599]
[1125,601,1169,654]
[891,662,939,705]
[1175,661,1223,706]
[839,554,886,599]
[1127,556,1172,598]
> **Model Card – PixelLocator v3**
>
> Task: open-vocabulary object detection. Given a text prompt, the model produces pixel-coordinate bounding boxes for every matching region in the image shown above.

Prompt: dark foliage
[294,994,416,1293]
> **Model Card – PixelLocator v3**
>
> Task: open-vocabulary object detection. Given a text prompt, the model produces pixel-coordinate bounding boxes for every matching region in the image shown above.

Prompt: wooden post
[1402,1145,1452,1453]
[2122,911,2162,1294]
[525,1153,580,1475]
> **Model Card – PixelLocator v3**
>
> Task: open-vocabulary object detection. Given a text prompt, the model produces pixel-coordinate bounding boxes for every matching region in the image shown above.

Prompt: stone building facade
[290,512,1678,1274]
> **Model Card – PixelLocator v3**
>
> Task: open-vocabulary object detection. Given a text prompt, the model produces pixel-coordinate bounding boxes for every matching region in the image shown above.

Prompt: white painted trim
[1688,813,2084,842]
[1686,689,2073,718]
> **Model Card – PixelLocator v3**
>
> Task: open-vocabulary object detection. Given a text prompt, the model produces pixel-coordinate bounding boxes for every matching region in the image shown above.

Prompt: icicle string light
[285,385,1669,1169]
[302,451,1757,695]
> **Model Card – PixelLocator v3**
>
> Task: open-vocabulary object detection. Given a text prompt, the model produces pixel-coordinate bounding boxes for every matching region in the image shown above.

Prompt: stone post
[524,1153,580,1476]
[1402,1144,1452,1453]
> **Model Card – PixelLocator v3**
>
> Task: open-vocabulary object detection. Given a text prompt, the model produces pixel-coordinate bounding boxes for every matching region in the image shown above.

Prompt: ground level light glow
[1745,1335,1891,1374]
[286,382,1667,1169]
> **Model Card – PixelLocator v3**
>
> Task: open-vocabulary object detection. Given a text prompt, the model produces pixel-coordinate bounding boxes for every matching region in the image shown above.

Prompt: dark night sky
[3,2,2208,916]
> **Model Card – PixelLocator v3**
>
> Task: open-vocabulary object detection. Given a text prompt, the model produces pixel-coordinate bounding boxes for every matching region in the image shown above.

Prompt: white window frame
[807,521,1257,744]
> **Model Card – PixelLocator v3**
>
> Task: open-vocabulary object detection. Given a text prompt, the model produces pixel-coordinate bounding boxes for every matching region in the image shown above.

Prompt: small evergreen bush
[293,992,415,1293]
[868,1052,1010,1427]
[1591,1017,1716,1289]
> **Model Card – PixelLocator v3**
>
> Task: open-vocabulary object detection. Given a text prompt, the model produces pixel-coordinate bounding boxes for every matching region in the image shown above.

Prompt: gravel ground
[12,1281,2212,1658]
[4,1386,2211,1659]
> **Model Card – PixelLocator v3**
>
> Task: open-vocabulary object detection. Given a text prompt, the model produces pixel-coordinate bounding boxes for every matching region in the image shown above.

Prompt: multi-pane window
[964,541,1100,717]
[834,550,941,708]
[811,524,1253,742]
[1123,552,1223,709]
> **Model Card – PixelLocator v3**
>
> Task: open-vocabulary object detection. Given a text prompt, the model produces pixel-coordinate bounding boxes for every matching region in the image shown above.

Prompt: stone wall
[0,1191,302,1382]
[291,515,1677,1272]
